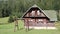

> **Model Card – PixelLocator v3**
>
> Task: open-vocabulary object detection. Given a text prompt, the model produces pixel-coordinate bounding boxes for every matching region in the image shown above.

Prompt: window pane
[31,11,35,16]
[37,10,40,15]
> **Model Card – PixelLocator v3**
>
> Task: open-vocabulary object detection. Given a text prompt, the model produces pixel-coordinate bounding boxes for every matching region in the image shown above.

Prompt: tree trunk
[57,10,60,21]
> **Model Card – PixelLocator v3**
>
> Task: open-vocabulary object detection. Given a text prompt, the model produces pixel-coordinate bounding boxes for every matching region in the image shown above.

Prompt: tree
[53,0,60,21]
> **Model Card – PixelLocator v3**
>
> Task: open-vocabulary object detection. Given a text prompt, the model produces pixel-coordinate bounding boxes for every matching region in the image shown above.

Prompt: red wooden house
[22,4,57,29]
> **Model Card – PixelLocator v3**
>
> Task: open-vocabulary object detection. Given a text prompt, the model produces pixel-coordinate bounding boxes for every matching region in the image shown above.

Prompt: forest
[0,0,60,21]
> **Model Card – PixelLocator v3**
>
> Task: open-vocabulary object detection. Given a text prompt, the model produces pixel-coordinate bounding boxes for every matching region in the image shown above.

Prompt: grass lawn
[0,17,60,34]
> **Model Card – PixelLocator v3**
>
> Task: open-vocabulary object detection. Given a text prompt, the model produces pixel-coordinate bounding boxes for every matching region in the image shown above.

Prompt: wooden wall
[25,10,46,17]
[24,18,49,26]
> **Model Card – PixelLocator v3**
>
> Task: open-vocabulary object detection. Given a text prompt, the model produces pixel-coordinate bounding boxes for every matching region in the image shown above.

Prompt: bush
[8,16,14,23]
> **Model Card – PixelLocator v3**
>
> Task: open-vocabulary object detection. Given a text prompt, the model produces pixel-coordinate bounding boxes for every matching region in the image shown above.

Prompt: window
[38,19,43,21]
[37,10,40,15]
[29,19,33,21]
[29,19,33,23]
[38,19,43,23]
[31,11,35,16]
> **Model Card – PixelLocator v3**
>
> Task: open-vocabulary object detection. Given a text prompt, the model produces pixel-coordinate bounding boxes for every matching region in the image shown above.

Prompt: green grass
[0,17,60,34]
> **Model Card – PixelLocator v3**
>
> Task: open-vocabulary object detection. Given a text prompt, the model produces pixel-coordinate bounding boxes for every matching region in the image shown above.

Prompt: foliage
[0,0,60,20]
[8,16,14,23]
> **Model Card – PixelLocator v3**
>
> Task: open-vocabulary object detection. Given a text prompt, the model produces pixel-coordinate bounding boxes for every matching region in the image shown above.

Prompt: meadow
[0,17,60,34]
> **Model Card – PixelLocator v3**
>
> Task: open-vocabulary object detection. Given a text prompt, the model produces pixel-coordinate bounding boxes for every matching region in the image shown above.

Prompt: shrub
[8,16,14,23]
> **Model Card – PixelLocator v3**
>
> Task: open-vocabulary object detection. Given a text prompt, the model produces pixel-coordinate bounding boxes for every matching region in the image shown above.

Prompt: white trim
[25,26,57,29]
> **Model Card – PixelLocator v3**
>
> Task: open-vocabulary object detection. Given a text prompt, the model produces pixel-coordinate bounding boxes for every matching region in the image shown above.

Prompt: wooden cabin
[22,4,57,29]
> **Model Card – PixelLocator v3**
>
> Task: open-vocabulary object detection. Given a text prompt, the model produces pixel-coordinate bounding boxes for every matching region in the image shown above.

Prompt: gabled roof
[22,4,57,21]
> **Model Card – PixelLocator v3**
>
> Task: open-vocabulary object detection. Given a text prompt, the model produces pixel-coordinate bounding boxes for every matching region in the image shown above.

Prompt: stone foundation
[25,26,57,29]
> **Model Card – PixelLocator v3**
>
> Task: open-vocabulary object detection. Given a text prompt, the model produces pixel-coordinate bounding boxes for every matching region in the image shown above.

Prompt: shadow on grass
[20,28,24,30]
[25,28,33,32]
[15,28,24,32]
[0,22,12,25]
[0,23,9,25]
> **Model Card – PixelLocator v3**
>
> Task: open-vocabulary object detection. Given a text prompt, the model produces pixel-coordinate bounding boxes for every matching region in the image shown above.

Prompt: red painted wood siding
[24,18,49,26]
[24,10,46,17]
